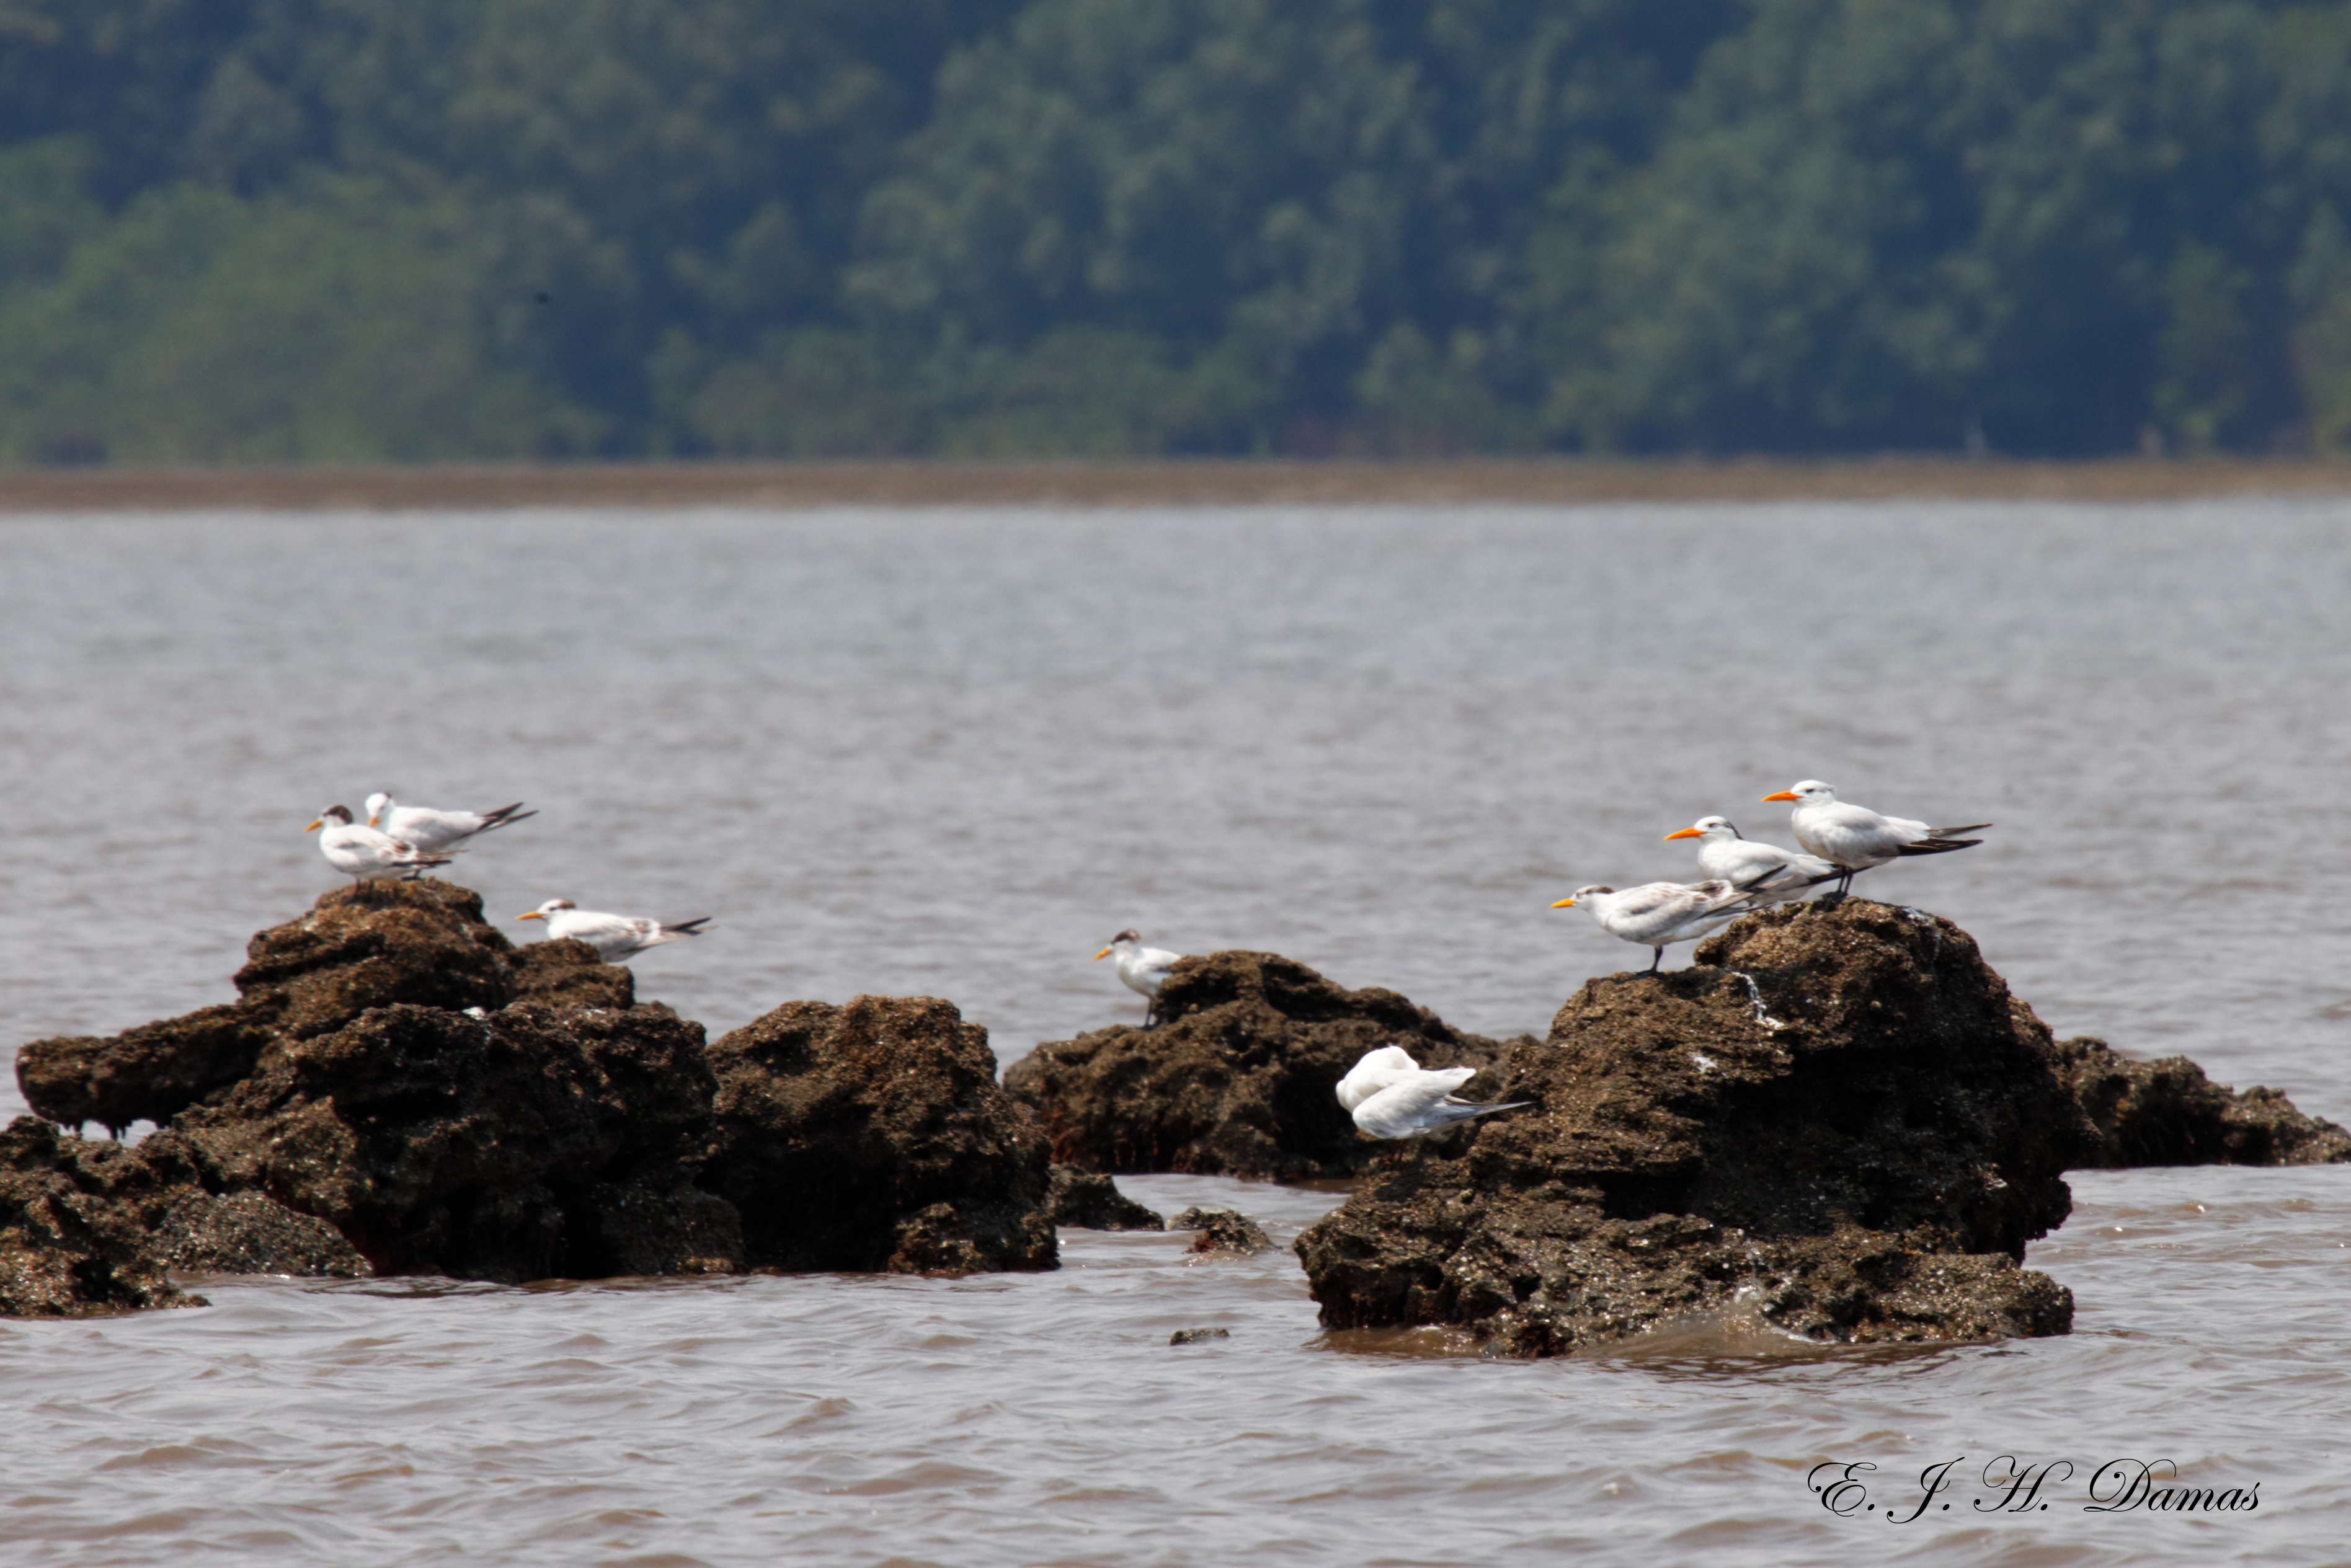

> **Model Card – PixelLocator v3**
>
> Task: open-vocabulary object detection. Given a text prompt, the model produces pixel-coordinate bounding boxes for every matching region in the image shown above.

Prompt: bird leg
[1648,948,1664,973]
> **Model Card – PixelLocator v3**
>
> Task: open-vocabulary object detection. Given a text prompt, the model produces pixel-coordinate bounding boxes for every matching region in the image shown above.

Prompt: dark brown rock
[16,1004,274,1136]
[1295,899,2095,1357]
[572,1180,744,1277]
[2053,1036,2351,1167]
[510,938,637,1011]
[0,1118,205,1317]
[9,886,1081,1303]
[17,882,648,1143]
[14,881,644,1136]
[1045,1166,1165,1231]
[1003,951,1522,1179]
[234,879,517,1024]
[1170,1327,1230,1345]
[154,1190,371,1277]
[161,998,730,1282]
[1171,1207,1271,1256]
[704,996,1057,1276]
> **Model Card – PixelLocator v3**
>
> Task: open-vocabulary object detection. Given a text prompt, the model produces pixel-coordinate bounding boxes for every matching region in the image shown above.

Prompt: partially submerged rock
[155,1191,371,1278]
[2053,1037,2351,1168]
[1003,950,1522,1179]
[1171,1207,1271,1256]
[1046,1166,1165,1231]
[16,882,576,1135]
[1295,900,2094,1357]
[704,996,1057,1276]
[7,884,1059,1309]
[158,998,726,1282]
[0,1117,205,1318]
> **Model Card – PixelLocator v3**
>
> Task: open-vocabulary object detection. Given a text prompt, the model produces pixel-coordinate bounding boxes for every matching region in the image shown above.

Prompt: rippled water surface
[2,499,2349,1564]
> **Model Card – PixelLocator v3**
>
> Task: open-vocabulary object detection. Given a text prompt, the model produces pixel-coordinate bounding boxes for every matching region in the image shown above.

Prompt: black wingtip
[1893,837,1981,856]
[667,918,713,936]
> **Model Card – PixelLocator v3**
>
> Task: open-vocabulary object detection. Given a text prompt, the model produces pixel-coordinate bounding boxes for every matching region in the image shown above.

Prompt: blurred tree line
[4,0,2351,462]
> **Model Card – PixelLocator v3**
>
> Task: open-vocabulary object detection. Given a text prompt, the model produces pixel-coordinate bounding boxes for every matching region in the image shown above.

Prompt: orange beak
[1762,790,1800,802]
[1092,947,1111,960]
[1550,897,1578,908]
[1663,826,1702,840]
[517,911,545,921]
[304,819,324,833]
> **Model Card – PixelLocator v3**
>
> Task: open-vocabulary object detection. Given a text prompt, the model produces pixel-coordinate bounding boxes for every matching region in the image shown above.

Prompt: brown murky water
[2,502,2347,1565]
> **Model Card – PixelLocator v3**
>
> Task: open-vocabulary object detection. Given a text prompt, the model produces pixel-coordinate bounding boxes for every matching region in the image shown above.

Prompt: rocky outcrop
[510,939,637,1011]
[704,996,1057,1275]
[154,997,727,1282]
[154,1191,371,1277]
[1171,1208,1271,1256]
[1046,1166,1165,1231]
[1295,900,2095,1357]
[231,879,522,1035]
[0,1118,205,1318]
[2053,1037,2351,1168]
[6,882,1060,1310]
[1003,951,1522,1179]
[15,1006,273,1138]
[16,882,554,1135]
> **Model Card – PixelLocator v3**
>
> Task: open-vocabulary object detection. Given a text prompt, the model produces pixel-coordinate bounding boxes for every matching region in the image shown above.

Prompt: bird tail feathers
[1894,837,1981,857]
[1441,1096,1532,1118]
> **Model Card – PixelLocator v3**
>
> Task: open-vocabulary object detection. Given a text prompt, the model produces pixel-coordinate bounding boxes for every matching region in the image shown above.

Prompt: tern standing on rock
[306,806,453,901]
[365,792,536,854]
[1761,780,1989,895]
[1664,816,1840,903]
[517,899,711,961]
[1336,1043,1530,1140]
[1552,880,1762,973]
[1095,929,1181,1028]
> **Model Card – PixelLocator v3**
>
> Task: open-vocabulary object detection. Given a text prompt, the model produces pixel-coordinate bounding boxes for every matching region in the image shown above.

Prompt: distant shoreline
[4,456,2351,512]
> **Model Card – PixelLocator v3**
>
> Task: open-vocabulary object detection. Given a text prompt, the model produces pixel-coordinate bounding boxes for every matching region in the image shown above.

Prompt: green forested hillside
[2,0,2349,461]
